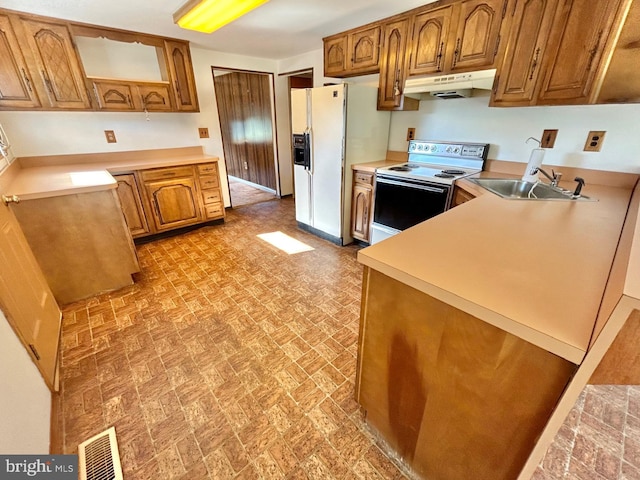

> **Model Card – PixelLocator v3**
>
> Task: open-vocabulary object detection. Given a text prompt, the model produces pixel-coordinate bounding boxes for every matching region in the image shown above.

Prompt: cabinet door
[164,40,199,112]
[114,173,150,237]
[144,177,202,231]
[92,80,136,110]
[138,83,173,111]
[324,35,348,77]
[408,5,454,76]
[447,0,507,72]
[348,26,381,74]
[351,183,372,242]
[0,15,41,109]
[491,0,556,106]
[20,18,91,109]
[537,0,622,105]
[378,18,412,110]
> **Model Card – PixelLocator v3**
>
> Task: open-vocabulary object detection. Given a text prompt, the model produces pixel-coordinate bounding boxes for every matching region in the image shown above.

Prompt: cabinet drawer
[198,163,218,175]
[205,203,224,219]
[202,190,222,204]
[199,176,219,190]
[141,166,194,181]
[354,171,374,186]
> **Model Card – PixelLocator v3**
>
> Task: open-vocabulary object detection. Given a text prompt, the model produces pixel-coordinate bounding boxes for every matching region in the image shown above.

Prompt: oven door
[373,175,451,233]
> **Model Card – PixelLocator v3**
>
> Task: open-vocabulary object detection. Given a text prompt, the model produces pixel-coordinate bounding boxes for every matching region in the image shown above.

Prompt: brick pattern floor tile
[536,385,640,479]
[58,198,411,479]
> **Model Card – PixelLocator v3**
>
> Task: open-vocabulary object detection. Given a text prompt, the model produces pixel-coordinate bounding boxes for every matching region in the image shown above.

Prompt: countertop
[5,147,219,201]
[357,173,636,364]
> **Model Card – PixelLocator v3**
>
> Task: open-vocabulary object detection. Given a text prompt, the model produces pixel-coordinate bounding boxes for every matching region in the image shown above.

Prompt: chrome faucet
[535,167,562,187]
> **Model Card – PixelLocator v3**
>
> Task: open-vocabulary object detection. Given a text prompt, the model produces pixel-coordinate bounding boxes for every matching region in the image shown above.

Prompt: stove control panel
[409,140,487,159]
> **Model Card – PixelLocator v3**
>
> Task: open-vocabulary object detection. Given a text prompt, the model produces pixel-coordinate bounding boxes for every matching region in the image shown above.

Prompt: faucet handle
[552,170,562,186]
[573,177,586,197]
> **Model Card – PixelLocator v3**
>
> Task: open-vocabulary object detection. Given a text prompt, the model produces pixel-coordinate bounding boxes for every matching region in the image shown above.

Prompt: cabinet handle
[2,194,20,206]
[436,42,444,71]
[452,38,461,67]
[393,69,401,97]
[127,94,132,107]
[174,80,182,102]
[41,70,53,93]
[586,30,603,73]
[529,47,541,80]
[21,68,32,92]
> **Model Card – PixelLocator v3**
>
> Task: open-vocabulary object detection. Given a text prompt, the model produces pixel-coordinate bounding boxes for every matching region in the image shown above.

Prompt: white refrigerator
[290,83,390,245]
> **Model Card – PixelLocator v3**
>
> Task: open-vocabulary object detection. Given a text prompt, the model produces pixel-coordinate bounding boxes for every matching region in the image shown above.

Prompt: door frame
[211,66,280,208]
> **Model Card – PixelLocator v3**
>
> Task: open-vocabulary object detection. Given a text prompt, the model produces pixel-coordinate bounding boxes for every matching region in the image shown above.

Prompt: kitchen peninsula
[354,171,640,480]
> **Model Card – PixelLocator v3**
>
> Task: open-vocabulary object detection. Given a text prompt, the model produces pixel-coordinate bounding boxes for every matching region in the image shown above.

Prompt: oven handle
[376,176,448,194]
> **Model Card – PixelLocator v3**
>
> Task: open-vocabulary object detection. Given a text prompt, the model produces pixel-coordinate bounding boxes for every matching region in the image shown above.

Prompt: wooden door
[164,40,199,111]
[144,177,202,231]
[491,0,556,106]
[20,18,91,109]
[324,35,348,77]
[408,6,454,76]
[0,199,61,390]
[537,0,622,105]
[0,15,41,109]
[378,18,411,109]
[214,71,277,190]
[114,174,150,237]
[348,26,381,74]
[447,0,506,72]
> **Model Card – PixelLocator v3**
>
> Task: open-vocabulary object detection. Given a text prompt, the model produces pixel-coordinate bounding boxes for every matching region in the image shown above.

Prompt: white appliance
[291,84,390,245]
[403,68,497,99]
[0,124,15,174]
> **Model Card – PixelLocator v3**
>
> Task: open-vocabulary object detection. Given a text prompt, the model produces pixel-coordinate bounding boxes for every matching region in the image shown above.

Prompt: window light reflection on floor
[257,231,314,254]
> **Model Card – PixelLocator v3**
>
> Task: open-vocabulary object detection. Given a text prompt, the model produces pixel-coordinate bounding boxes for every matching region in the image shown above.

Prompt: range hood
[404,68,497,99]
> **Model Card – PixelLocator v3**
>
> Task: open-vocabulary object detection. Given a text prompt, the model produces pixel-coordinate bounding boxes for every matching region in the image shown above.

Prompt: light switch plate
[104,130,117,143]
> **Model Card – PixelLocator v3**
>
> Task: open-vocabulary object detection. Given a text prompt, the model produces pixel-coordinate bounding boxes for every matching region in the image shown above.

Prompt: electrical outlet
[541,129,558,148]
[407,128,416,141]
[198,127,209,139]
[584,130,606,152]
[104,130,117,143]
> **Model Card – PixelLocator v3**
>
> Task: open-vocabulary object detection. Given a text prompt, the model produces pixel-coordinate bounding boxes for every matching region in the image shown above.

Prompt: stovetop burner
[435,173,455,179]
[389,166,411,172]
[442,169,466,175]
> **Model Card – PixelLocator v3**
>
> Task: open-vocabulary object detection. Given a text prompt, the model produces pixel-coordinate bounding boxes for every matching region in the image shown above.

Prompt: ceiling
[2,0,436,60]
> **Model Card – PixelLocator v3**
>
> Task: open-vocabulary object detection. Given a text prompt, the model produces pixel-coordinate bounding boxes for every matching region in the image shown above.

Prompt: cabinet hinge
[29,344,41,361]
[502,0,508,18]
[494,34,501,57]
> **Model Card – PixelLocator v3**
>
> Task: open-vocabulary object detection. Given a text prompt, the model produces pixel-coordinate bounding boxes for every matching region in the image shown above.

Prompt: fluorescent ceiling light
[174,0,270,34]
[257,231,314,255]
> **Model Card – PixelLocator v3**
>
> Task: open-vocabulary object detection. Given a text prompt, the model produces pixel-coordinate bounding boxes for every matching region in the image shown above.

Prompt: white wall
[388,92,640,173]
[0,309,51,453]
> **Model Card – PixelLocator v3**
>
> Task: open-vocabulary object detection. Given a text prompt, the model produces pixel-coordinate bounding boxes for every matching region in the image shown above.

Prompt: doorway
[213,69,279,208]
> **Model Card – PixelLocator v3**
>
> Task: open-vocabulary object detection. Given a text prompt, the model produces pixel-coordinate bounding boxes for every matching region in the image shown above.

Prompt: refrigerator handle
[304,129,312,172]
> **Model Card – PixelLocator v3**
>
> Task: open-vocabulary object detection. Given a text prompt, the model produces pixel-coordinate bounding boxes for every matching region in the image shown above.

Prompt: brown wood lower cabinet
[451,184,476,207]
[356,267,577,480]
[114,160,225,239]
[351,170,374,242]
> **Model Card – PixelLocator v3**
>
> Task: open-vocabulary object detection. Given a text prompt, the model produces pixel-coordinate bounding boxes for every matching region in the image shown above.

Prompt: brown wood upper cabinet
[9,16,91,110]
[323,25,381,77]
[164,40,199,112]
[0,8,199,112]
[378,17,419,111]
[408,0,508,76]
[491,0,631,106]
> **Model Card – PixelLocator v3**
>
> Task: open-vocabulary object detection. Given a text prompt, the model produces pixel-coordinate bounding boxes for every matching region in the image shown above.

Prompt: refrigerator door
[291,89,312,226]
[309,84,346,239]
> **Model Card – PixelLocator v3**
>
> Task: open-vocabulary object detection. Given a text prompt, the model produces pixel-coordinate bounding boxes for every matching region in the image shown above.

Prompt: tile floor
[58,196,638,480]
[59,197,409,479]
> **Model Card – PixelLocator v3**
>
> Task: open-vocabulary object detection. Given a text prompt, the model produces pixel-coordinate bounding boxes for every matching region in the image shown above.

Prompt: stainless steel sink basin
[469,178,596,201]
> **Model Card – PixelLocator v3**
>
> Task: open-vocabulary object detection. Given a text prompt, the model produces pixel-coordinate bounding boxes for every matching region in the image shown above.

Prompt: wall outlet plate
[407,128,416,141]
[198,127,209,139]
[104,130,117,143]
[584,131,606,152]
[541,129,558,148]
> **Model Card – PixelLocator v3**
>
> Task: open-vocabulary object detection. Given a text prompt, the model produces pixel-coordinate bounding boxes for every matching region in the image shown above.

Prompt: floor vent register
[78,427,123,480]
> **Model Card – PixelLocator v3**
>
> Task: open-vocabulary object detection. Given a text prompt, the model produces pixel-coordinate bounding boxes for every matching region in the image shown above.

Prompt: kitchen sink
[469,178,596,201]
